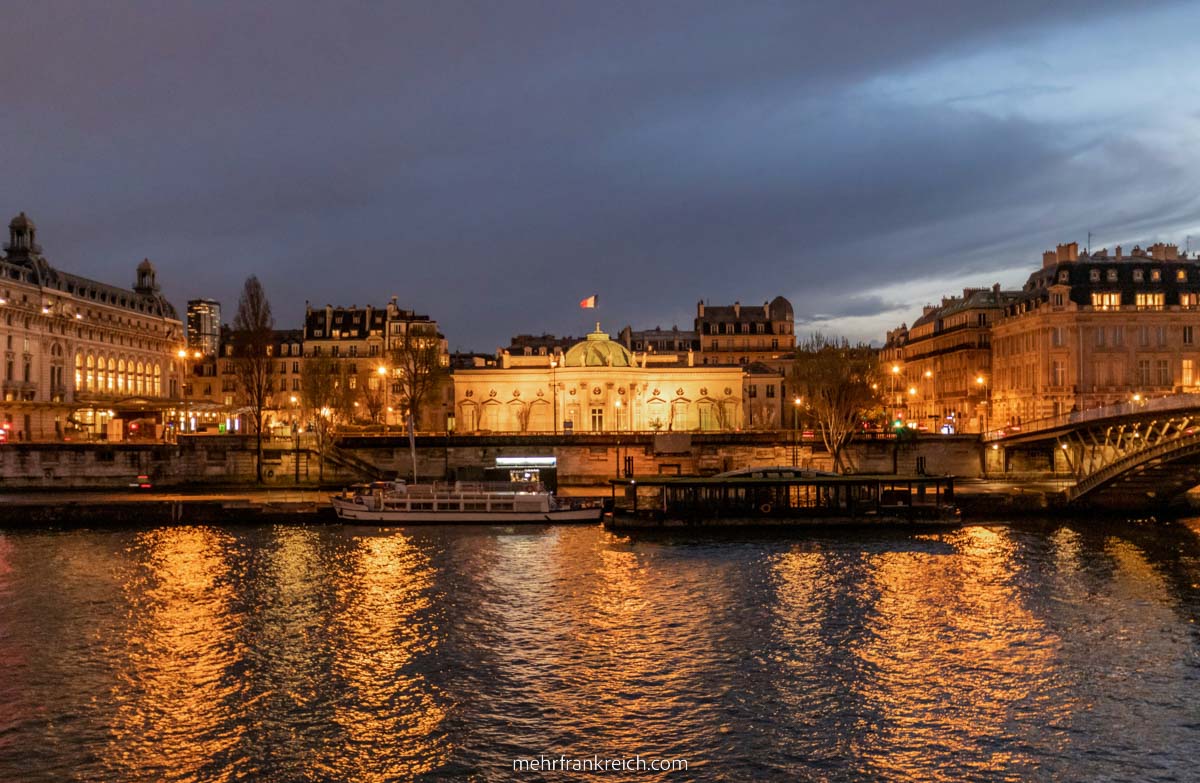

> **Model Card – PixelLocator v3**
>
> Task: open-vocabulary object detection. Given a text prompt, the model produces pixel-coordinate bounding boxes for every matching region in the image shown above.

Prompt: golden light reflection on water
[780,528,1068,781]
[317,531,448,781]
[100,526,246,783]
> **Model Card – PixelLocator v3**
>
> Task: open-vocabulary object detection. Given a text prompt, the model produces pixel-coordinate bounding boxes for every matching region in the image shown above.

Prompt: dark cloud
[1,1,1194,348]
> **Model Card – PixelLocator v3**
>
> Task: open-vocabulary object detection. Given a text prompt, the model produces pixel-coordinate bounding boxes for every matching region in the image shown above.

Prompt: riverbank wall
[0,433,984,490]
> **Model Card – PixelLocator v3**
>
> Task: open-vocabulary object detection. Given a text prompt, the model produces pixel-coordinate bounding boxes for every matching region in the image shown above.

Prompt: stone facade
[0,212,186,441]
[695,296,795,367]
[991,242,1200,428]
[453,327,745,433]
[303,299,451,431]
[884,240,1200,434]
[883,284,1020,433]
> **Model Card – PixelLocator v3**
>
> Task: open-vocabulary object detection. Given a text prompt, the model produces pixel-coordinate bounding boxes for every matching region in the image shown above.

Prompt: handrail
[985,393,1200,441]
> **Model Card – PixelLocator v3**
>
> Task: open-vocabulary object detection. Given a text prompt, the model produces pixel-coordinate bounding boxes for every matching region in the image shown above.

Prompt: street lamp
[975,375,989,434]
[550,358,558,435]
[792,396,802,467]
[377,365,389,434]
[890,364,901,421]
[614,397,623,478]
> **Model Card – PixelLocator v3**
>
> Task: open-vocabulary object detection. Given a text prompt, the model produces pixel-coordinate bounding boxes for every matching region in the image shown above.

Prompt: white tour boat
[330,480,603,524]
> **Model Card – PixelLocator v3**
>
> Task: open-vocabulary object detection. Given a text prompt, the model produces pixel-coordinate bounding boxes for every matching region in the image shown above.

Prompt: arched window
[97,355,106,392]
[153,364,162,396]
[85,354,95,391]
[117,359,126,392]
[136,361,144,394]
[75,352,83,389]
[107,358,115,392]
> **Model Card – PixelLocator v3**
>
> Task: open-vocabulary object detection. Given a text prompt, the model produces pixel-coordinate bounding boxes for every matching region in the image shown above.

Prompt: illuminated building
[992,242,1200,428]
[186,298,221,356]
[452,325,745,433]
[695,297,795,367]
[0,212,186,440]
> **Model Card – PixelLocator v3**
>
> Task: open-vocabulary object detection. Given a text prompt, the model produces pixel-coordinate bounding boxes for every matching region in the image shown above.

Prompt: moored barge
[606,473,958,529]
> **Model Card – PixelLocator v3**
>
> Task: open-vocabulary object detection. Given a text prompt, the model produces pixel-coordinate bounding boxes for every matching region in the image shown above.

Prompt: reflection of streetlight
[377,365,389,434]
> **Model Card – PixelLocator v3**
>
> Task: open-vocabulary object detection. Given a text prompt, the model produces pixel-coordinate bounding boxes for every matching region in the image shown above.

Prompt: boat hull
[331,498,601,524]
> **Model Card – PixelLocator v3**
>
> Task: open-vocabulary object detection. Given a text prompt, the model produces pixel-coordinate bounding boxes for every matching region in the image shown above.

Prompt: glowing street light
[377,365,390,434]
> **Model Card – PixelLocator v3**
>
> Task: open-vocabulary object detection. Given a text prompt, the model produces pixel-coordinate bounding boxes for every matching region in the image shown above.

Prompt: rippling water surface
[2,519,1200,781]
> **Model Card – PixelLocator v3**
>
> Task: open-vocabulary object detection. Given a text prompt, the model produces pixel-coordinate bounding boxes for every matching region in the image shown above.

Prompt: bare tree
[300,354,352,482]
[386,324,449,431]
[231,276,274,482]
[789,335,881,473]
[361,380,386,425]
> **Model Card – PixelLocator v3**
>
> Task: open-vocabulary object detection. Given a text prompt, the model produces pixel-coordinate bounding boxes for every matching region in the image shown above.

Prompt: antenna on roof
[1087,230,1092,254]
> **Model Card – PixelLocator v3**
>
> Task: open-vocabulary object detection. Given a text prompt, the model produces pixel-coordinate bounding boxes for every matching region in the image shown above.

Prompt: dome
[9,212,34,230]
[564,326,634,367]
[137,258,155,272]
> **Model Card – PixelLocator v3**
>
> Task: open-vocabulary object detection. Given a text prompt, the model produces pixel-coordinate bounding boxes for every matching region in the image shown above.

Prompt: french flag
[579,294,598,309]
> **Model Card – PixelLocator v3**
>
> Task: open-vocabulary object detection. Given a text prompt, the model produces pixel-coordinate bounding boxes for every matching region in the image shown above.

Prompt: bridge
[985,393,1200,508]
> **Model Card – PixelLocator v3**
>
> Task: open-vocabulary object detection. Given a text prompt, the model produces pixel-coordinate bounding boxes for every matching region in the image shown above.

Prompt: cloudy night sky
[3,1,1199,351]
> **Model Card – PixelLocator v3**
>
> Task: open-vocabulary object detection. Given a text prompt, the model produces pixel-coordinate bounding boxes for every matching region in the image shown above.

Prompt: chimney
[1150,242,1179,261]
[1115,245,1123,260]
[733,301,741,318]
[1042,250,1058,268]
[993,283,1001,294]
[1132,245,1146,258]
[697,300,705,318]
[1056,242,1078,262]
[923,304,937,317]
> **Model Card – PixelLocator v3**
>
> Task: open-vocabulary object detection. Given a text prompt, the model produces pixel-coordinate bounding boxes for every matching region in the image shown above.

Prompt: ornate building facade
[0,213,186,441]
[695,297,795,367]
[991,242,1200,428]
[883,284,1020,433]
[883,241,1200,434]
[453,326,745,433]
[303,299,451,430]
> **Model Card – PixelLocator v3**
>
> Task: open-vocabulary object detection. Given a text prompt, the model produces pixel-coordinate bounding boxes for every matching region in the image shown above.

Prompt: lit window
[1136,292,1164,310]
[1151,269,1161,282]
[1177,269,1188,282]
[1091,292,1120,310]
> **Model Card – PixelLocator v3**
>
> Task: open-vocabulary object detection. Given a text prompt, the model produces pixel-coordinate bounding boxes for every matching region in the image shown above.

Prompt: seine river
[2,519,1199,782]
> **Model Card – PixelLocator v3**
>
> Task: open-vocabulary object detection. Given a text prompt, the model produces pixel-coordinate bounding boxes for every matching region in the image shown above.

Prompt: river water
[1,519,1199,782]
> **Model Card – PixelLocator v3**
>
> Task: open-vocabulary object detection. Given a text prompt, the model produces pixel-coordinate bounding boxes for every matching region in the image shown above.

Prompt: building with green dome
[452,325,745,434]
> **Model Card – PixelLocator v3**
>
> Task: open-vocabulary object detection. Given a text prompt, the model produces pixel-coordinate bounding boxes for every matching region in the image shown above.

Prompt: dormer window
[1177,269,1188,282]
[1058,271,1069,283]
[1133,269,1144,282]
[1106,269,1118,282]
[1151,269,1162,282]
